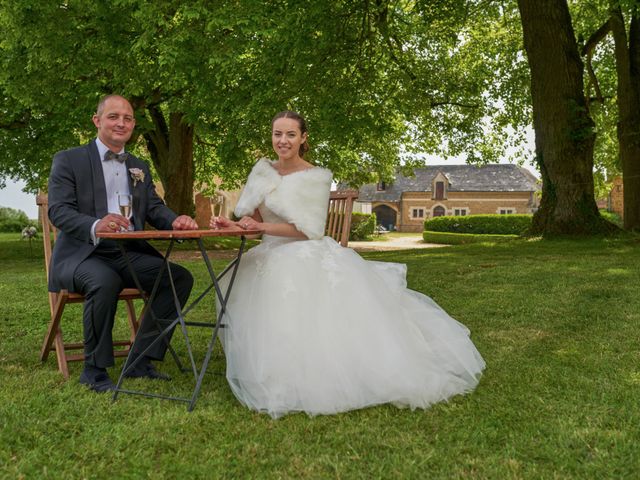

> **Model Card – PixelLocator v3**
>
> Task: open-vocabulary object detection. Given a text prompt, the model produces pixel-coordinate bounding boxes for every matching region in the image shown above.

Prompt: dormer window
[377,181,386,191]
[431,172,449,200]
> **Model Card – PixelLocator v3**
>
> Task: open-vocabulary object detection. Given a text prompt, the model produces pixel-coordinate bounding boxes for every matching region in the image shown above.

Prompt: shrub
[0,206,36,233]
[350,212,376,241]
[599,209,623,227]
[424,214,532,235]
[423,231,520,245]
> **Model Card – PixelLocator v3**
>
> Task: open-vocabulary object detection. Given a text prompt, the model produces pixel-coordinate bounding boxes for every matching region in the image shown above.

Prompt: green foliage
[0,206,34,233]
[423,230,520,244]
[0,1,535,196]
[2,1,627,230]
[599,209,623,227]
[349,212,376,241]
[2,233,640,477]
[424,214,532,235]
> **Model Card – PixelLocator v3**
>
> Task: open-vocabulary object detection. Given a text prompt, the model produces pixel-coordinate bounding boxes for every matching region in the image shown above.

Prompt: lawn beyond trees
[1,233,639,478]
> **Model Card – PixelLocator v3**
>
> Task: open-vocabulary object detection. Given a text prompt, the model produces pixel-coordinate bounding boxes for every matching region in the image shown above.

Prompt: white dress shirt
[91,138,131,244]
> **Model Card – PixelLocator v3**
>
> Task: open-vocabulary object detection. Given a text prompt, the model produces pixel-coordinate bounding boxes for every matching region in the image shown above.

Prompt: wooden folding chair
[37,194,142,379]
[325,190,359,247]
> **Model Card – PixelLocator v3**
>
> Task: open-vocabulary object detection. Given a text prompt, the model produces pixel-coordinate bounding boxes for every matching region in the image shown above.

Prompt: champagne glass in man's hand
[117,194,134,231]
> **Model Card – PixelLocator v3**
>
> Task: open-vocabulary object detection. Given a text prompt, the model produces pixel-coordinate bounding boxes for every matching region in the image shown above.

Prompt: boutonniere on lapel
[129,168,145,187]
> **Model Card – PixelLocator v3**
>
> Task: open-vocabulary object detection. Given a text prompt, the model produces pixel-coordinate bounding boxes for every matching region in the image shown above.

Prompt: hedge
[0,206,36,233]
[423,230,520,245]
[350,212,376,241]
[424,214,532,235]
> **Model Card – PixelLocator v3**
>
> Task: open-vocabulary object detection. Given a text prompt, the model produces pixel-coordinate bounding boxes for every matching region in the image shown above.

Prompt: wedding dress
[220,159,485,418]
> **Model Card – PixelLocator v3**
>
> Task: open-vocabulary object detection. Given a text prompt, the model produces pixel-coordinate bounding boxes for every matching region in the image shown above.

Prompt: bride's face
[272,118,307,161]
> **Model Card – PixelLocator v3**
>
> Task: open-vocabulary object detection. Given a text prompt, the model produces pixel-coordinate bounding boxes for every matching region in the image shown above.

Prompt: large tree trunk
[518,0,614,235]
[610,3,640,231]
[143,107,195,216]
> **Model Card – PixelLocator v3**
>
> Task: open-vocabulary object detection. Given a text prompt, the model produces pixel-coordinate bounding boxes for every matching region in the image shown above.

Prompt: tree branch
[0,117,29,130]
[581,18,612,57]
[581,18,611,106]
[429,100,479,109]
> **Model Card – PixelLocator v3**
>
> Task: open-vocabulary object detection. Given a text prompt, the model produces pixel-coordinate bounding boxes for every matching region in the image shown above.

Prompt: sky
[0,179,39,219]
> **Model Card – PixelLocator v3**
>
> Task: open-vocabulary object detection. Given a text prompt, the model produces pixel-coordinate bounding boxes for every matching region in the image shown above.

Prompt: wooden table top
[97,227,263,240]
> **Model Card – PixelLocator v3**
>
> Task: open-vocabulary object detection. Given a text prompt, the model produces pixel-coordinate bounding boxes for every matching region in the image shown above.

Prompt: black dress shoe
[79,368,116,393]
[124,358,171,381]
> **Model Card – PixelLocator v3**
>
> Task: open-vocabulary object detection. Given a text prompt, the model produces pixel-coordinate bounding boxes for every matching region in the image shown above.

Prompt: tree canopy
[0,1,522,210]
[1,0,635,232]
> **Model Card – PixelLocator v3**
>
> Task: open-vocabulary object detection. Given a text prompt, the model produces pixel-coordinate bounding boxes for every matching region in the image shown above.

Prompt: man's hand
[172,215,198,230]
[96,214,130,233]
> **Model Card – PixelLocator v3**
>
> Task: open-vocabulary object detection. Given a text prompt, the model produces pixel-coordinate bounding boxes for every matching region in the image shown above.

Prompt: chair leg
[53,329,70,380]
[40,292,68,362]
[124,299,139,344]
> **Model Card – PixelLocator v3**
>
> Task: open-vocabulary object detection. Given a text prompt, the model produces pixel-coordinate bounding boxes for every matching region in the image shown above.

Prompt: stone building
[608,176,624,218]
[355,164,540,232]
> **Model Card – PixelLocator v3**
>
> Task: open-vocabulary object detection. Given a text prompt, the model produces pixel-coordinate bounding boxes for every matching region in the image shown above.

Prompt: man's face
[92,96,135,151]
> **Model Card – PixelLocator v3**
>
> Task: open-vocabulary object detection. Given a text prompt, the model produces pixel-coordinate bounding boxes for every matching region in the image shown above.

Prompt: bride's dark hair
[271,110,310,157]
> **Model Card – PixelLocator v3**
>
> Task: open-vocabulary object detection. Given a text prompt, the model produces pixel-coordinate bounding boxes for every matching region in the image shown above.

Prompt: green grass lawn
[1,232,639,478]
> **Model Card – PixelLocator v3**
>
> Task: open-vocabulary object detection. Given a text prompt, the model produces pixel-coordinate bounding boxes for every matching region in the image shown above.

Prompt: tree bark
[610,2,640,231]
[518,0,615,235]
[143,107,195,216]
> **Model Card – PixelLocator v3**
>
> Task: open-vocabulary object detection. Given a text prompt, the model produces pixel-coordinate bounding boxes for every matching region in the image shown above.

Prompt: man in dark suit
[48,94,198,392]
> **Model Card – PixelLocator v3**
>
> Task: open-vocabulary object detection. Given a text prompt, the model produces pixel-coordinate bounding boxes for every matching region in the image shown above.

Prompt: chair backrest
[326,190,358,247]
[36,194,62,318]
[36,194,55,282]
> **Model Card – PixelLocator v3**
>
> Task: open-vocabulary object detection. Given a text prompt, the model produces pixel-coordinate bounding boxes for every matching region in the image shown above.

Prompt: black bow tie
[104,150,128,163]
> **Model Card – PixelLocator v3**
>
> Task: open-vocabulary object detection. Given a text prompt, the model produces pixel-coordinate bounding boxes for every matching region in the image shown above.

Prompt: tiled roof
[356,164,539,202]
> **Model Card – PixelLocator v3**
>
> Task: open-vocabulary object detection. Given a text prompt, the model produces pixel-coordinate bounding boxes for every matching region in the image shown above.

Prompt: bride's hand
[237,216,261,231]
[210,215,234,229]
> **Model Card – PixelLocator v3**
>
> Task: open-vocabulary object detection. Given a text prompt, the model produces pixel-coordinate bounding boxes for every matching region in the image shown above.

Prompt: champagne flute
[210,194,225,229]
[118,193,134,231]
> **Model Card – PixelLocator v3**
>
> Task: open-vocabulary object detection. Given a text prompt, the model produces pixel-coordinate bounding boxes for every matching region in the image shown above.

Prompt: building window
[435,181,444,200]
[454,208,467,216]
[376,181,386,191]
[433,205,446,217]
[411,208,425,219]
[499,208,515,214]
[356,202,372,214]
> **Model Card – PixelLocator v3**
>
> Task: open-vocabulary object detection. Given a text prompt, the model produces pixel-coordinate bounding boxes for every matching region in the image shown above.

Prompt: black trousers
[73,247,194,369]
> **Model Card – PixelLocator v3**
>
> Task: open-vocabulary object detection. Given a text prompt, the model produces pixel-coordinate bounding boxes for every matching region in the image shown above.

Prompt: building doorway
[373,204,397,231]
[433,205,446,217]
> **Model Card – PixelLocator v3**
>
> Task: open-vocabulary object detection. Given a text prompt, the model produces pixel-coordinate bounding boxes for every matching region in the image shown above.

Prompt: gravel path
[348,235,447,252]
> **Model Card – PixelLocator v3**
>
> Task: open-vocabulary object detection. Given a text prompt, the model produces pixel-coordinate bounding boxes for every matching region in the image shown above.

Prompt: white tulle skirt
[219,235,485,419]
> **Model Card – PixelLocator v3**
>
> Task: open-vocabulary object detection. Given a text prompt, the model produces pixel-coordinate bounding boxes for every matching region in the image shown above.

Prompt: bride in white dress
[211,111,485,418]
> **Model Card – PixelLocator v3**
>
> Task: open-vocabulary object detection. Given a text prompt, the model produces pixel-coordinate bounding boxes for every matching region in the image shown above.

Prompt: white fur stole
[234,158,333,239]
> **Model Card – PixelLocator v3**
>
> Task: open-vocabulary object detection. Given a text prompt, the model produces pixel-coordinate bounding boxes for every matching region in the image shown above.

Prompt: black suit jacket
[47,140,177,292]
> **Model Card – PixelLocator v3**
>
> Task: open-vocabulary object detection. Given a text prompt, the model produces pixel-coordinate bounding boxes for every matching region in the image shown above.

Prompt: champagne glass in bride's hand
[117,194,134,231]
[210,194,225,229]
